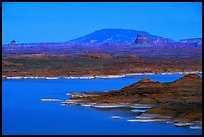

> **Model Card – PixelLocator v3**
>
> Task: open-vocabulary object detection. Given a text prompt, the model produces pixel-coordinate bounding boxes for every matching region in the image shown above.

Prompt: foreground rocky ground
[66,74,202,124]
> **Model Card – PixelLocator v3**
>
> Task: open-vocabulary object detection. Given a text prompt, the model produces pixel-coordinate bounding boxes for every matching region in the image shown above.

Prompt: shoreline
[62,74,202,129]
[61,100,202,129]
[2,71,202,80]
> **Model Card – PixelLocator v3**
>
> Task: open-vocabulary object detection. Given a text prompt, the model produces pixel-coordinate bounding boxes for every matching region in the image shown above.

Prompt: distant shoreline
[2,71,202,80]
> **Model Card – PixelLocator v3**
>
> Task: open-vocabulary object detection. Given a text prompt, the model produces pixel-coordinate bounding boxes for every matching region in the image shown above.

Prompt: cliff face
[134,34,175,47]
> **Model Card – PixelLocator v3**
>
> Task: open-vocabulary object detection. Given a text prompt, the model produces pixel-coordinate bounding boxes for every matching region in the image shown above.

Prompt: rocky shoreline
[2,71,202,80]
[61,97,202,129]
[63,74,202,129]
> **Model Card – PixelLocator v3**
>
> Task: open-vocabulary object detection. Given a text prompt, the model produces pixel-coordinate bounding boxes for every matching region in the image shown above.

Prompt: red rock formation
[137,78,158,84]
[182,74,201,79]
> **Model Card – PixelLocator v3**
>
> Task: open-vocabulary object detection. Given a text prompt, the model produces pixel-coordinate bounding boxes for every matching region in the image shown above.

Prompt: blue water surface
[2,74,202,135]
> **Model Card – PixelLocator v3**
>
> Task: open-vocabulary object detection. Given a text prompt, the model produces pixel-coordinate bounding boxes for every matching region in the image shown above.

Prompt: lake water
[2,74,202,135]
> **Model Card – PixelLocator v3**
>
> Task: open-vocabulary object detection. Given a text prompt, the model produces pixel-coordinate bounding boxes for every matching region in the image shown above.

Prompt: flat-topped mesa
[135,34,149,44]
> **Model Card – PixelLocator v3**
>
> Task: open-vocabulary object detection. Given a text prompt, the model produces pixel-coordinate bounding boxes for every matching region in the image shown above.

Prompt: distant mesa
[179,38,202,47]
[68,29,201,47]
[3,29,202,49]
[69,29,162,43]
[179,38,202,44]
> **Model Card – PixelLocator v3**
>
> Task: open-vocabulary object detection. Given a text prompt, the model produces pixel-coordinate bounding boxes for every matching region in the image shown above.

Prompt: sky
[2,2,202,44]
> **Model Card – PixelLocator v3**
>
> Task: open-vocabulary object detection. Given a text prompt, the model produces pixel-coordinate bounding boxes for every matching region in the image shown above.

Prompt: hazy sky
[2,2,202,44]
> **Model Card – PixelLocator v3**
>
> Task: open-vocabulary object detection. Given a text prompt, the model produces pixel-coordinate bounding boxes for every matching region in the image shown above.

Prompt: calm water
[2,74,202,135]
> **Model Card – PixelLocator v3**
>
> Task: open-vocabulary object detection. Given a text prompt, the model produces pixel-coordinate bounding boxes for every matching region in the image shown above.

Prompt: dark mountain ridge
[69,29,165,43]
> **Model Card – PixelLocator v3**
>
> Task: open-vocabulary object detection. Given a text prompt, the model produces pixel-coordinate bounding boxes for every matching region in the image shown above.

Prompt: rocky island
[64,74,202,128]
